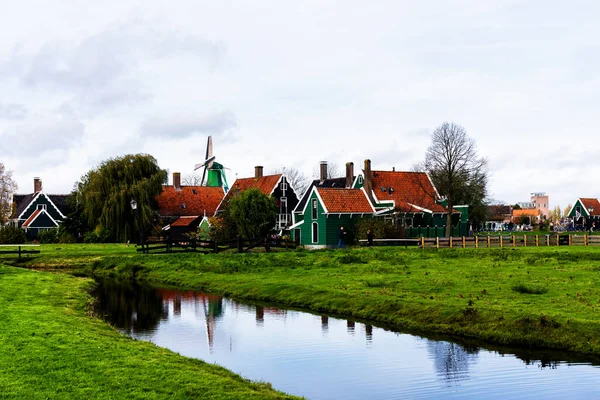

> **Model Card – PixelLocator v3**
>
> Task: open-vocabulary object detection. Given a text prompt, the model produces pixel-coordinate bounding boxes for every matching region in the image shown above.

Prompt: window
[281,181,288,191]
[312,199,318,220]
[37,204,47,211]
[281,197,287,212]
[312,222,318,243]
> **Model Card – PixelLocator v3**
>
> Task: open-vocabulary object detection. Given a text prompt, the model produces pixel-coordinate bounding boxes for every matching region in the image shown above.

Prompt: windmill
[195,136,229,192]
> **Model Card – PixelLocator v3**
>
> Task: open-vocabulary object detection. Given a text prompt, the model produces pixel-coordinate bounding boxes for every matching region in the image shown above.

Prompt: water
[92,280,600,399]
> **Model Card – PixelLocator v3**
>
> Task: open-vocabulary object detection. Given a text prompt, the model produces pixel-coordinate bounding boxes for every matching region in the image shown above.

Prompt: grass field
[3,244,600,357]
[0,261,299,399]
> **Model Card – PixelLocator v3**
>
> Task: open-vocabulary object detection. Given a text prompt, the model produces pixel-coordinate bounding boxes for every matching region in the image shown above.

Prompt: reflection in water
[427,341,479,384]
[93,280,600,400]
[321,315,329,333]
[92,280,165,334]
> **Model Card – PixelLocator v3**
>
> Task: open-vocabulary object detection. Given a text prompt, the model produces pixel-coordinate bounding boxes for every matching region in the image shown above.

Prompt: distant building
[9,177,70,239]
[567,198,600,229]
[530,192,549,220]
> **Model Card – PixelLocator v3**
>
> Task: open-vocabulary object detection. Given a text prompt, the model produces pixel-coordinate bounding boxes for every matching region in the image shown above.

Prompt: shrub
[511,283,548,295]
[38,228,58,244]
[0,225,27,244]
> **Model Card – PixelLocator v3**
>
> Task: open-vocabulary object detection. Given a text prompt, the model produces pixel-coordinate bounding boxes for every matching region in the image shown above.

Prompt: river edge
[0,264,301,399]
[4,244,600,357]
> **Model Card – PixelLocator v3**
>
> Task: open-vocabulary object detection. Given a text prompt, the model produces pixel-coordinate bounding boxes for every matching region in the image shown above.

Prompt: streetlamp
[130,199,143,245]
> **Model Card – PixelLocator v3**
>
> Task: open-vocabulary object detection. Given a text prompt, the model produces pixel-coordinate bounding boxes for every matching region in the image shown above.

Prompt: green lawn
[0,264,299,399]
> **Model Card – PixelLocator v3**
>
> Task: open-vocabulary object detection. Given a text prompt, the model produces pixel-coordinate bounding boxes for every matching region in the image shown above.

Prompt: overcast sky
[1,1,599,210]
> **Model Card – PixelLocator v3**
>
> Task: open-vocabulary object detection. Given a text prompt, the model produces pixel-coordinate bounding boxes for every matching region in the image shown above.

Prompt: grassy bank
[4,244,600,356]
[0,265,298,399]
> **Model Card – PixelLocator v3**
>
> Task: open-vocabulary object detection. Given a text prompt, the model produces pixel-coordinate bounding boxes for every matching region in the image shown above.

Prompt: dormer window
[37,204,47,211]
[589,207,594,213]
[192,189,197,195]
[181,204,186,209]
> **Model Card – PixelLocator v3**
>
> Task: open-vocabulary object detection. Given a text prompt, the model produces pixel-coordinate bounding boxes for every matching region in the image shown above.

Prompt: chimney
[345,162,354,188]
[320,161,328,181]
[392,166,395,172]
[33,177,42,193]
[255,166,263,179]
[173,172,181,190]
[363,159,375,204]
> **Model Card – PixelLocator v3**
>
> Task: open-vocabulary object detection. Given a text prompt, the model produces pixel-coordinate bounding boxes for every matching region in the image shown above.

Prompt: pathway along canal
[92,280,600,399]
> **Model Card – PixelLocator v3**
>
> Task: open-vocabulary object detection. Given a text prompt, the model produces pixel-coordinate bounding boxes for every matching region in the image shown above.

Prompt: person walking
[366,229,374,247]
[338,226,347,249]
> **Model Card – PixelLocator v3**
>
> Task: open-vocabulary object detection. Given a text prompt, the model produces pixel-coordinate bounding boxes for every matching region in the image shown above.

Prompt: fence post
[535,235,538,247]
[546,235,550,246]
[237,235,243,253]
[462,236,466,248]
[449,237,453,248]
[214,240,219,254]
[436,237,439,249]
[569,235,572,246]
[512,235,515,247]
[584,234,588,246]
[421,237,425,248]
[500,235,503,248]
[475,236,479,248]
[487,236,490,248]
[523,235,527,247]
[556,235,559,246]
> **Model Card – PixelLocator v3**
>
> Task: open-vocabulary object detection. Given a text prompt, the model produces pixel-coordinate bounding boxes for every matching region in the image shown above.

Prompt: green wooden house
[353,160,467,237]
[289,186,375,248]
[567,198,600,229]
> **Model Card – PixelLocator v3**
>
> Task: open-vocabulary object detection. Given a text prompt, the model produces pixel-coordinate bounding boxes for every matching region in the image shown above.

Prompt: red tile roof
[158,186,225,217]
[218,174,282,211]
[368,171,447,213]
[317,188,374,213]
[512,209,538,218]
[170,216,201,227]
[580,198,600,216]
[22,209,42,228]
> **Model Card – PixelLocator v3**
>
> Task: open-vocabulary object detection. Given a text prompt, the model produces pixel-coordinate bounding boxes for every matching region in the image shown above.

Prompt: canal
[92,280,600,399]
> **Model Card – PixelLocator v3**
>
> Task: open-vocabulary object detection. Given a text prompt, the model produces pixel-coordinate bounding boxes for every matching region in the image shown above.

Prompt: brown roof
[317,188,374,213]
[579,198,600,216]
[512,209,538,218]
[369,171,447,213]
[157,186,225,217]
[218,174,282,211]
[170,216,201,227]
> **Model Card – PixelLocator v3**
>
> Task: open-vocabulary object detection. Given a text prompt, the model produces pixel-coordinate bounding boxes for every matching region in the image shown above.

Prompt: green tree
[75,154,167,243]
[420,122,488,236]
[0,162,17,225]
[228,188,277,239]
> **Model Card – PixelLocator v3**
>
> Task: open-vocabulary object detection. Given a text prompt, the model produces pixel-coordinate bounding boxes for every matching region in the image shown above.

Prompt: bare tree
[420,122,488,236]
[0,162,18,225]
[271,167,310,197]
[181,173,203,186]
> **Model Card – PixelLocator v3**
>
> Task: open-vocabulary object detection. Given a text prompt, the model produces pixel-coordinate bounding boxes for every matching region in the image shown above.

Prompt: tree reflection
[92,280,165,334]
[427,340,479,384]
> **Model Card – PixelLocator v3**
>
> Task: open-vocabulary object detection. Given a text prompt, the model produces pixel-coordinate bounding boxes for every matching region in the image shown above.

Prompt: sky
[1,0,599,210]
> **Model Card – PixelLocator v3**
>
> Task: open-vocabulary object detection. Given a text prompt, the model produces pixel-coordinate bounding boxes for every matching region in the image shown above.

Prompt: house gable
[22,209,59,229]
[16,193,67,224]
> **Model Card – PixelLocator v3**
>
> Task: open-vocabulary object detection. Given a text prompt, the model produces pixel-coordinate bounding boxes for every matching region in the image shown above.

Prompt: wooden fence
[418,234,600,249]
[137,236,297,254]
[0,244,40,258]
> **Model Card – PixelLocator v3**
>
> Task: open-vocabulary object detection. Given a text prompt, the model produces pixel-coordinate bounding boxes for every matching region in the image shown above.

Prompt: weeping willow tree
[75,154,167,242]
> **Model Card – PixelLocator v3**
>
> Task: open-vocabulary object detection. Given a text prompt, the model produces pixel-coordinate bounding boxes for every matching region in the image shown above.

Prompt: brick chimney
[363,159,375,204]
[173,172,181,190]
[320,161,328,182]
[345,162,354,188]
[34,177,42,193]
[255,166,263,178]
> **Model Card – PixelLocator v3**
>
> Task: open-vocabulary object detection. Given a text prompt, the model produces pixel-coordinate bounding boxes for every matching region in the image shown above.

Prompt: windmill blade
[194,156,216,171]
[206,136,213,160]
